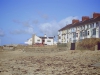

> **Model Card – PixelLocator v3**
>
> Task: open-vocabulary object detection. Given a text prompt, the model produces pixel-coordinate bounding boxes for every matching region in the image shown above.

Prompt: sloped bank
[24,47,68,53]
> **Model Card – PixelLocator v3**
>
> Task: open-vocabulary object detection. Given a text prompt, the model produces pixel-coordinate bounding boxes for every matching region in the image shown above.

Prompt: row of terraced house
[58,12,100,43]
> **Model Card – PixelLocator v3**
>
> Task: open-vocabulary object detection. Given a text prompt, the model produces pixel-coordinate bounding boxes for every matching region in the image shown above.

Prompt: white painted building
[39,36,54,45]
[58,12,100,43]
[25,38,32,45]
[25,34,55,45]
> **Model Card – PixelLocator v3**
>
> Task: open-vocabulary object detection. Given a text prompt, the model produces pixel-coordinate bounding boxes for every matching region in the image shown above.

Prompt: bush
[57,43,67,47]
[0,46,3,50]
[77,38,100,50]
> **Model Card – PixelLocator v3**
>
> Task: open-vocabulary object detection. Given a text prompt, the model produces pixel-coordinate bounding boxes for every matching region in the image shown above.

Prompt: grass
[76,38,100,50]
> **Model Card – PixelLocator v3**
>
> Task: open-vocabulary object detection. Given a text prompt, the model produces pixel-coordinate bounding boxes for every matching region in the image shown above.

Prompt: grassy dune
[0,48,100,75]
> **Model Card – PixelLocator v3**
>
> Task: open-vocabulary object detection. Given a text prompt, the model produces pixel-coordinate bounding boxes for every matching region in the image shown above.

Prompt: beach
[0,49,100,75]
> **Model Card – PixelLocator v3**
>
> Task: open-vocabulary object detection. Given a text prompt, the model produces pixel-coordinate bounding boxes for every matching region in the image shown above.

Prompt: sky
[0,0,100,45]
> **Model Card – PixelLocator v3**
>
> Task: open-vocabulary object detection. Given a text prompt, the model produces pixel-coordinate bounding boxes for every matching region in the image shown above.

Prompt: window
[37,39,40,41]
[59,36,61,39]
[47,40,51,42]
[70,38,71,41]
[73,32,76,38]
[85,25,87,29]
[83,31,85,36]
[92,23,94,28]
[81,26,82,30]
[96,22,99,27]
[82,26,85,30]
[87,25,89,29]
[80,31,84,37]
[76,33,78,37]
[90,24,92,28]
[89,25,90,28]
[85,30,87,36]
[80,31,82,37]
[88,31,89,35]
[62,39,63,42]
[93,28,96,35]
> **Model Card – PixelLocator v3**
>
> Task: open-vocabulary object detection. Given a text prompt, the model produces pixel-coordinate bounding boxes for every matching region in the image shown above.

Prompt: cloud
[39,21,58,36]
[10,27,34,35]
[13,19,32,27]
[22,21,32,27]
[42,14,49,20]
[32,20,39,24]
[39,16,78,37]
[12,16,78,37]
[11,20,34,35]
[59,16,78,27]
[0,29,5,37]
[37,11,49,20]
[13,19,21,24]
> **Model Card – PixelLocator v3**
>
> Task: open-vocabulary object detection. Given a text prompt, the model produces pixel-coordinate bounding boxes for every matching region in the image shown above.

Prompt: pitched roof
[39,37,54,39]
[59,24,72,31]
[59,16,100,31]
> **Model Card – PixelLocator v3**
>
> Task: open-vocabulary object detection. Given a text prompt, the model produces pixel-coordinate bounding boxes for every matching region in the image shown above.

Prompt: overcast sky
[0,0,100,45]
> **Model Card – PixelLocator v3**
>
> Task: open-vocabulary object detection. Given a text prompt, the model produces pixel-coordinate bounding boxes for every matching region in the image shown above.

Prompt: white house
[25,38,32,45]
[25,34,55,45]
[58,12,100,43]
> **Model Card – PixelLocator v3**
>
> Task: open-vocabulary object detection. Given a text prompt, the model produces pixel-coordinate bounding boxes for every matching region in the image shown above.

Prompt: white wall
[25,38,32,45]
[58,31,62,43]
[58,21,100,44]
[34,35,42,43]
[25,34,55,45]
[44,38,54,45]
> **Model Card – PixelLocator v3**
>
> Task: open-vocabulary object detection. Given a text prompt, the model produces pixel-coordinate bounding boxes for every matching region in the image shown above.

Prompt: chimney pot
[82,16,89,21]
[72,19,79,24]
[93,12,100,19]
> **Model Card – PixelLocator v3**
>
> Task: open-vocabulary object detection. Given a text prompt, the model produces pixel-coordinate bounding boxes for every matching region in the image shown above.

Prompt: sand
[0,49,100,75]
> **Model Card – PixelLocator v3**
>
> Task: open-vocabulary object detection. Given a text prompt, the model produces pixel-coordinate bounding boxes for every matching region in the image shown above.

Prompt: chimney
[93,12,100,19]
[82,16,89,21]
[72,19,79,24]
[32,34,35,45]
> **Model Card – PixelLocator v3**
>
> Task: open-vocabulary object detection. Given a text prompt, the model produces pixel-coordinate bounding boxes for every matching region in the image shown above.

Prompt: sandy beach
[0,49,100,75]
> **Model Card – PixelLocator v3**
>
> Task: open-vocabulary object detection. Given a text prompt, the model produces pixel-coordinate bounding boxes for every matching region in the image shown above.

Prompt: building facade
[25,38,32,45]
[58,13,100,43]
[25,34,54,45]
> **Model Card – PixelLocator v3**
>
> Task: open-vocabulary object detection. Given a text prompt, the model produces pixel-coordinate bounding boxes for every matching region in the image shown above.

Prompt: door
[42,39,45,44]
[70,43,75,50]
[98,42,100,50]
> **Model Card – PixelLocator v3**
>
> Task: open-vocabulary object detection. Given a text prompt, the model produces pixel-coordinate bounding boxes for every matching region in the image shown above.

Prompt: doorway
[70,43,75,50]
[98,42,100,50]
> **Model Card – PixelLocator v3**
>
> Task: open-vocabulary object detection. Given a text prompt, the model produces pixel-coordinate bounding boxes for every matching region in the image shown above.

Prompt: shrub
[57,43,67,47]
[77,38,100,50]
